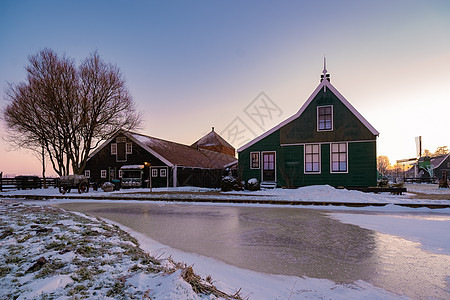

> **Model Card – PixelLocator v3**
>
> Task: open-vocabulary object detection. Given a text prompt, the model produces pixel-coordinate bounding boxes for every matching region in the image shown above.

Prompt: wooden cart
[58,175,89,194]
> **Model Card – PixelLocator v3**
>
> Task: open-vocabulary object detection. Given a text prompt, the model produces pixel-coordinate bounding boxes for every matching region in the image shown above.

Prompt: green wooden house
[238,65,379,188]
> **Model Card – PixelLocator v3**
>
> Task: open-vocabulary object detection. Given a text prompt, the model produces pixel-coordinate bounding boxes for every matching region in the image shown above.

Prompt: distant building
[403,154,450,181]
[238,63,379,188]
[85,129,237,188]
[191,127,235,156]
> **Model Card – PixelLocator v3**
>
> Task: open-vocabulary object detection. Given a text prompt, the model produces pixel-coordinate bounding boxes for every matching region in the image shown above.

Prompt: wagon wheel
[78,182,89,194]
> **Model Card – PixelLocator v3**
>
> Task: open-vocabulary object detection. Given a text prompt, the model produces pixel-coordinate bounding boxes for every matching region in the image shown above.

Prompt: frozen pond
[58,202,450,299]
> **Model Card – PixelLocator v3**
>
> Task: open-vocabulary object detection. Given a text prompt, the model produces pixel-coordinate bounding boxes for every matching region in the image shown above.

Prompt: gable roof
[430,154,450,169]
[191,128,234,150]
[88,130,237,169]
[238,74,379,152]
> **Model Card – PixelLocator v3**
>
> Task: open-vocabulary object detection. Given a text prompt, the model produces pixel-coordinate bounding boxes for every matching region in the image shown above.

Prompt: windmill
[397,136,433,179]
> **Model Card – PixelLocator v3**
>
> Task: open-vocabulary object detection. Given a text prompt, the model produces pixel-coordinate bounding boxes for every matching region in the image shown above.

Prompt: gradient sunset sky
[1,0,449,176]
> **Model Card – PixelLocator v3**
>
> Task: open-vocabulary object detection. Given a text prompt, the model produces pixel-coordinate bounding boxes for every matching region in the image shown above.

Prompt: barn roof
[191,127,234,149]
[126,131,237,169]
[430,154,450,169]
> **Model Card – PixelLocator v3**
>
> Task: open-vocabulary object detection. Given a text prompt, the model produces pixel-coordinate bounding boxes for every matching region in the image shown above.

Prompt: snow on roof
[127,131,237,169]
[120,165,144,170]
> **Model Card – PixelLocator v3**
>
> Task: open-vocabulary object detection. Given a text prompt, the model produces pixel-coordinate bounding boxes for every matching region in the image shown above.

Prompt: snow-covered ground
[1,183,449,299]
[2,183,449,205]
[0,202,237,299]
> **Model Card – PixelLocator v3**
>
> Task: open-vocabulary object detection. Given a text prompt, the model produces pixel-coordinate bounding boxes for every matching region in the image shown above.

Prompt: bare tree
[377,155,391,176]
[433,146,449,157]
[2,49,141,176]
[72,52,141,174]
[3,49,76,176]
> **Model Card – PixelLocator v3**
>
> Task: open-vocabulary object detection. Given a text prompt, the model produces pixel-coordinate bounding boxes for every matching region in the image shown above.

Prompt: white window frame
[317,105,333,132]
[84,170,90,178]
[151,168,158,177]
[118,170,123,178]
[250,152,260,169]
[330,142,348,173]
[111,143,117,155]
[101,170,107,178]
[126,142,132,155]
[304,144,321,174]
[160,168,167,177]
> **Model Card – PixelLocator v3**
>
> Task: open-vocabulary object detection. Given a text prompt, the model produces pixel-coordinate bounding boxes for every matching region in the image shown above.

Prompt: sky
[1,0,449,176]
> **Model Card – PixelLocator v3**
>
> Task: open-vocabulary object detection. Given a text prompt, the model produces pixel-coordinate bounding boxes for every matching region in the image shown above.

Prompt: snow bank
[330,212,450,255]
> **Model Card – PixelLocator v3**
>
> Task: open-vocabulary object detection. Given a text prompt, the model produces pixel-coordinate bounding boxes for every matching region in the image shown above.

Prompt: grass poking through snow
[0,200,242,299]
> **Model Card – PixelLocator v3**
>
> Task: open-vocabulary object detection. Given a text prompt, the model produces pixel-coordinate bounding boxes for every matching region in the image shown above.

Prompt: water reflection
[57,202,450,299]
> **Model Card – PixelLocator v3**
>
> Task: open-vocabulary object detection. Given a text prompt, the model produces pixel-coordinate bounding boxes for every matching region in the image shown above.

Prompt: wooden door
[262,152,276,182]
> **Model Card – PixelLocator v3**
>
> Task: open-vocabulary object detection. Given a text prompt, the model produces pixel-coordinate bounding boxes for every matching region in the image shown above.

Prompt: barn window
[331,143,348,173]
[101,170,107,178]
[126,143,132,154]
[317,105,333,131]
[305,144,320,173]
[111,143,117,155]
[84,170,90,178]
[250,152,260,169]
[152,169,158,177]
[160,169,167,177]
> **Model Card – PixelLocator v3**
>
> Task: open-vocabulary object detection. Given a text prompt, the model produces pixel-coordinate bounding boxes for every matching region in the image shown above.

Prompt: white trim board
[237,78,379,152]
[280,139,376,147]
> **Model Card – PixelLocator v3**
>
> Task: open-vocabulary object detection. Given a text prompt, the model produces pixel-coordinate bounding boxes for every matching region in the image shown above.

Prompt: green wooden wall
[238,86,378,188]
[280,88,375,144]
[240,140,377,187]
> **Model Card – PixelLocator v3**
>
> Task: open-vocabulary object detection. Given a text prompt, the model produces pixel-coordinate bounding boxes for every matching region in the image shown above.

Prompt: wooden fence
[0,174,58,191]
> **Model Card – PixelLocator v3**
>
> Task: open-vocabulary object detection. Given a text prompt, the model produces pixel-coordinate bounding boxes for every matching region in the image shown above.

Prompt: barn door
[262,152,276,182]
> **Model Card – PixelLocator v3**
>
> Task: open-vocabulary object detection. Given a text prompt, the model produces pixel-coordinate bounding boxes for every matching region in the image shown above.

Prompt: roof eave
[238,79,379,153]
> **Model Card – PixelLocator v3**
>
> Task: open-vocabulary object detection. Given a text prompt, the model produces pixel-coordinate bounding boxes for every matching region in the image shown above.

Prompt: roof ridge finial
[320,55,330,83]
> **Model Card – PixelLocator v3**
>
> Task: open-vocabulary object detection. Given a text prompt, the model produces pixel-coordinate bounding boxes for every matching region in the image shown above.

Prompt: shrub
[220,176,242,192]
[246,178,260,191]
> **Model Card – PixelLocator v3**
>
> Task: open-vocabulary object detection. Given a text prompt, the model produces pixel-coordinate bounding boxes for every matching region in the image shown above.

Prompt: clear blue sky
[1,0,449,176]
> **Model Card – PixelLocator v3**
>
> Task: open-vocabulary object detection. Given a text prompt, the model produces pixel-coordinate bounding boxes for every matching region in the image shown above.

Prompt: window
[152,169,158,177]
[118,170,123,178]
[331,143,348,173]
[111,143,117,155]
[126,143,132,154]
[160,169,167,177]
[250,152,260,169]
[317,105,333,131]
[84,170,90,178]
[305,144,320,173]
[101,170,107,178]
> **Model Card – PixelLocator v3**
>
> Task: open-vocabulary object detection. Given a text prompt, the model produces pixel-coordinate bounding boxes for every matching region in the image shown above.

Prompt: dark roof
[191,128,234,150]
[127,131,236,169]
[430,154,450,169]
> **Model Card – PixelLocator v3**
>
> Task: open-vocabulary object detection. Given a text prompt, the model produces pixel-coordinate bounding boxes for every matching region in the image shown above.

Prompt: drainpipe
[173,165,177,187]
